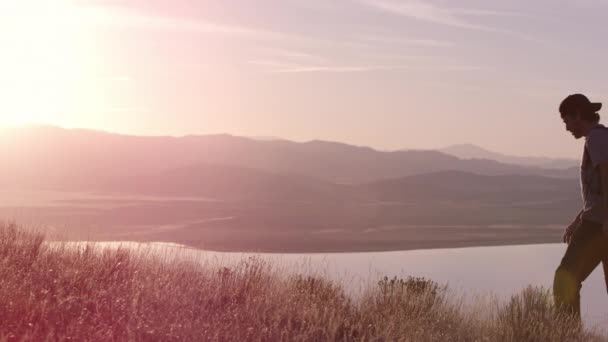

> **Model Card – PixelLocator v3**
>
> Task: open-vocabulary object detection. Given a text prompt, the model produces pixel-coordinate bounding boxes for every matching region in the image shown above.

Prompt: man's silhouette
[554,93,608,320]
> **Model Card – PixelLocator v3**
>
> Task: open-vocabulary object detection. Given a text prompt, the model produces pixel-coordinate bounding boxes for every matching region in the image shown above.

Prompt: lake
[70,241,608,331]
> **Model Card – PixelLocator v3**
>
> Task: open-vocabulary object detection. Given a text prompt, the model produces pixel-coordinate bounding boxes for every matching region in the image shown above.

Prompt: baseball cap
[559,93,602,115]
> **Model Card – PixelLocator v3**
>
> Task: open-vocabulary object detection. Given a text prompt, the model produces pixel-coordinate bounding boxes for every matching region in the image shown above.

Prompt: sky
[1,0,607,158]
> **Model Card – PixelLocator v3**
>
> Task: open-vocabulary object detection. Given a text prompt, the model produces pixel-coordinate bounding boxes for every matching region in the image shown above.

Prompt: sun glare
[0,1,100,126]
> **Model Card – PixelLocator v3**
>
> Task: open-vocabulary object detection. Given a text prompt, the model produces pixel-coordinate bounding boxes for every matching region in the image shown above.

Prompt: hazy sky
[1,0,607,158]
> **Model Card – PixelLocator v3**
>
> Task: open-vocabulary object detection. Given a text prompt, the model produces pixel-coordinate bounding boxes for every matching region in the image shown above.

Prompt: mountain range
[0,125,582,251]
[0,125,578,192]
[438,143,579,169]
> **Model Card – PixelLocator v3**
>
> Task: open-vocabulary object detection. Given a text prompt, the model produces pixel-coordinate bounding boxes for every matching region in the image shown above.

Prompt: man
[554,93,608,320]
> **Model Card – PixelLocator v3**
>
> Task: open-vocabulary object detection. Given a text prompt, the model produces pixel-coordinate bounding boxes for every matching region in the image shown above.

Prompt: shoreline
[48,235,566,254]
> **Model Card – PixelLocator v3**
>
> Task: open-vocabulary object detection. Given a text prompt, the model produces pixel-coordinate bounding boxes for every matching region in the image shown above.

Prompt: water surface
[75,242,608,330]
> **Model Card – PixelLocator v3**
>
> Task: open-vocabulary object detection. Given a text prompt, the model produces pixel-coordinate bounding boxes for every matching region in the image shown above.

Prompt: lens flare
[0,1,102,126]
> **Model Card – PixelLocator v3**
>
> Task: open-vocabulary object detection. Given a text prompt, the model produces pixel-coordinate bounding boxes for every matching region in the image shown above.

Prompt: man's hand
[563,219,580,244]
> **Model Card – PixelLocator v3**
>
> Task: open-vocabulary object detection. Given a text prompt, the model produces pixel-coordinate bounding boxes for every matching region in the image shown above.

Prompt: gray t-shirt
[580,124,608,223]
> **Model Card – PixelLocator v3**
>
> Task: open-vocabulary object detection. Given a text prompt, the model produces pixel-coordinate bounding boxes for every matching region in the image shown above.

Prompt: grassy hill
[0,222,603,341]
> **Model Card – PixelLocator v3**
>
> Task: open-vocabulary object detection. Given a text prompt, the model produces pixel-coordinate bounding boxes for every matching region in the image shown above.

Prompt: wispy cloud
[251,62,490,74]
[247,60,303,69]
[71,6,292,41]
[357,0,482,30]
[359,54,439,61]
[359,35,455,47]
[74,5,390,52]
[253,48,328,64]
[272,65,392,73]
[356,0,542,42]
[451,8,539,18]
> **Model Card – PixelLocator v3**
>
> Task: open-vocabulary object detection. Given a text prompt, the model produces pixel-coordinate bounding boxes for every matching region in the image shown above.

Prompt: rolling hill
[0,125,578,193]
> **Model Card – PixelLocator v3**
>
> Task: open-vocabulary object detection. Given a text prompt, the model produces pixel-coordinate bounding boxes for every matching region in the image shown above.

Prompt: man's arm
[574,209,583,221]
[564,208,584,243]
[600,162,608,231]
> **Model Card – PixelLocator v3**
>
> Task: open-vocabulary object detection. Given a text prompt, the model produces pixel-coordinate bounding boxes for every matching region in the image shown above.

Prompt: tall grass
[0,222,604,341]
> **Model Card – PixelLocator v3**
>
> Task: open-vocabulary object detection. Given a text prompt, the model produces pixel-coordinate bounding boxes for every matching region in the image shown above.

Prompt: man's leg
[603,257,608,294]
[553,220,608,318]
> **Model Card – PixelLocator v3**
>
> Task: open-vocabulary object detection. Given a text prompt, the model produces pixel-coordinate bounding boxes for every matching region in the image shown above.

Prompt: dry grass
[0,222,605,341]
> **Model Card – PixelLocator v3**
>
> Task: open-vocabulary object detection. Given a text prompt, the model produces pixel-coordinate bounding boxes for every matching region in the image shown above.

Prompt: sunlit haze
[1,0,607,158]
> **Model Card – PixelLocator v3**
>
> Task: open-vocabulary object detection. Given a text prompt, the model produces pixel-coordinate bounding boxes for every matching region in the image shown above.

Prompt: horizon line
[0,122,580,161]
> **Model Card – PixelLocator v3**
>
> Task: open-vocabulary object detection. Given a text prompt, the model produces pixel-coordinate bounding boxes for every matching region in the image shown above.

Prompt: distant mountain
[2,125,587,252]
[361,170,579,204]
[106,162,350,203]
[0,125,578,193]
[109,169,581,238]
[105,166,580,206]
[439,144,579,169]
